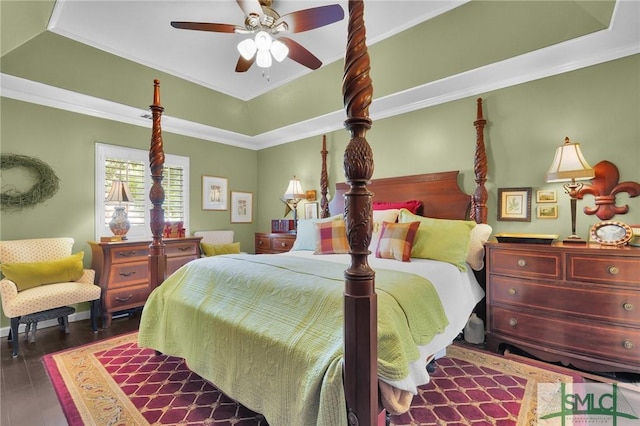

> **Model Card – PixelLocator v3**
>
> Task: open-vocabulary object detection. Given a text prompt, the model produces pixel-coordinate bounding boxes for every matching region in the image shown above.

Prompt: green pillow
[398,209,475,271]
[201,242,241,256]
[0,252,84,291]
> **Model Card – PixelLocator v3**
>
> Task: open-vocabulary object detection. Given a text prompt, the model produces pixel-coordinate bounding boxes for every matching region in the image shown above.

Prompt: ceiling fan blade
[279,37,322,70]
[171,21,239,33]
[275,4,344,33]
[236,0,264,19]
[235,55,256,72]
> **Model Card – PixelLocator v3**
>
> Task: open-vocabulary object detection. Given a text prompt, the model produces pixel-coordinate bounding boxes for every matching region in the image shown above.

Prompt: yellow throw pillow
[398,209,475,271]
[0,252,84,291]
[201,242,241,256]
[314,220,350,254]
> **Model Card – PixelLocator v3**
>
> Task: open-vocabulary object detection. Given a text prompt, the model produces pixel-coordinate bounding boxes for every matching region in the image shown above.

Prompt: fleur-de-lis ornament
[577,160,640,220]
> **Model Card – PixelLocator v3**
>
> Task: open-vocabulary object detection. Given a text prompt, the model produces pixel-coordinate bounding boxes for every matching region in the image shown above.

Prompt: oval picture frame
[590,221,633,246]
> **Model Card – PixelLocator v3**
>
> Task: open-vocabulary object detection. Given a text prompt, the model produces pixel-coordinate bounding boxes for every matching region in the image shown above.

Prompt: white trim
[2,0,638,150]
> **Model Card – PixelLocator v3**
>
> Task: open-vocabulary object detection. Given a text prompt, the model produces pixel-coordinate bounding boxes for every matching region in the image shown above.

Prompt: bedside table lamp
[105,179,135,239]
[283,176,305,231]
[546,137,595,244]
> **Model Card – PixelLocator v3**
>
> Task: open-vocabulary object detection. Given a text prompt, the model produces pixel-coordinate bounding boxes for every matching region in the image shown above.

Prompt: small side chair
[0,238,101,357]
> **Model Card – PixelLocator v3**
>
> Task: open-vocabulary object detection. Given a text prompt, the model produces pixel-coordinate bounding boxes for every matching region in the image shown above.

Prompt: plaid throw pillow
[375,221,420,262]
[314,220,350,254]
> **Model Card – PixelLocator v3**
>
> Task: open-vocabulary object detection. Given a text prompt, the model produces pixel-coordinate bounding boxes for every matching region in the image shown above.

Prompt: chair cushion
[1,252,84,291]
[2,280,101,318]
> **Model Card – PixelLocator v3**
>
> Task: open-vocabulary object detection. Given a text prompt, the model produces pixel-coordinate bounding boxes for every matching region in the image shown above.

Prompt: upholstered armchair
[0,238,101,357]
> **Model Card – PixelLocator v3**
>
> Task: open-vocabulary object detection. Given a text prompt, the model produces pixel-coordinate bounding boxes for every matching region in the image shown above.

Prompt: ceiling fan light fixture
[271,39,289,62]
[256,49,273,68]
[237,38,257,60]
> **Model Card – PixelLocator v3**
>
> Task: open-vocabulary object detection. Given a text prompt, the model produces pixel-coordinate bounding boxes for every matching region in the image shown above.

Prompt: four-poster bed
[140,1,489,425]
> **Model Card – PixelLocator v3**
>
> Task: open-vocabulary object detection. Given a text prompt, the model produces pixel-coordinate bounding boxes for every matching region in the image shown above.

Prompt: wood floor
[1,313,141,426]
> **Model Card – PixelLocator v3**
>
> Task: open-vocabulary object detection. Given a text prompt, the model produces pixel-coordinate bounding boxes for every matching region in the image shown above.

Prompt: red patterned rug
[43,333,583,425]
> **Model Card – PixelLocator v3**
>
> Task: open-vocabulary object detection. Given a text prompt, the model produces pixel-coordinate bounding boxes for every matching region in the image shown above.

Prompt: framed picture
[497,187,532,222]
[536,189,557,203]
[202,175,228,210]
[230,191,253,223]
[536,205,558,219]
[305,202,319,219]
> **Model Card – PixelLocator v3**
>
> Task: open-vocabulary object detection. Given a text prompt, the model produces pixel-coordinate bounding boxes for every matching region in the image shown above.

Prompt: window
[95,143,189,240]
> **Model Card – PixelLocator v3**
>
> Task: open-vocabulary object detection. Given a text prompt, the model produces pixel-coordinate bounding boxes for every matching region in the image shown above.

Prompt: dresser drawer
[270,235,294,252]
[490,306,640,365]
[166,241,199,258]
[567,254,640,285]
[109,261,148,288]
[488,248,561,280]
[255,235,272,253]
[104,285,150,312]
[490,275,640,326]
[109,244,149,263]
[167,255,198,275]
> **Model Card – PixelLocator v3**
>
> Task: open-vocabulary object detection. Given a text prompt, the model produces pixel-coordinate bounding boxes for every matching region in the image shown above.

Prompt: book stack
[271,219,295,233]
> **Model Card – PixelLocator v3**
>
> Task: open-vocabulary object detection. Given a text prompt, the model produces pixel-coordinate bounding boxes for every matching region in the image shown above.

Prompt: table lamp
[105,179,135,239]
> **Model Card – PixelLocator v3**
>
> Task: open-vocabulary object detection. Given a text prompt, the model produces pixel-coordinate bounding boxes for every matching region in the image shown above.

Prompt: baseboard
[0,310,91,338]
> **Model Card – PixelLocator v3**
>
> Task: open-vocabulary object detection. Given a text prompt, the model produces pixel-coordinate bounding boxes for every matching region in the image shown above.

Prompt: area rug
[44,333,583,425]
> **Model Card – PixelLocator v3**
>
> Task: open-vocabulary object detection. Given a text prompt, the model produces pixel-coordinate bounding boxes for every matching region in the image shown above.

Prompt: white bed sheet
[283,250,485,393]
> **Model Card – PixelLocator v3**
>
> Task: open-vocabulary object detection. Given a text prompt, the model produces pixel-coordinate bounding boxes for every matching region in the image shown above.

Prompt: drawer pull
[281,242,286,247]
[119,250,137,257]
[623,302,635,311]
[115,295,133,303]
[509,318,518,327]
[623,340,634,350]
[517,259,527,267]
[178,246,190,252]
[258,240,264,245]
[607,266,619,275]
[119,271,136,277]
[508,288,517,296]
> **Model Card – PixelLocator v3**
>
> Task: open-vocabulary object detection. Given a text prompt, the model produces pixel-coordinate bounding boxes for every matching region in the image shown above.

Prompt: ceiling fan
[170,0,345,72]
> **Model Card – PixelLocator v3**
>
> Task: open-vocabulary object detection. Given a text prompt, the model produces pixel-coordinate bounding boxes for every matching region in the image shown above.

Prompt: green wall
[257,55,640,237]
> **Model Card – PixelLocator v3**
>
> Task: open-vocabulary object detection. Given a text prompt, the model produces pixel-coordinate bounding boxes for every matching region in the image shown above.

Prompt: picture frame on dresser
[498,187,532,222]
[202,175,228,211]
[590,220,633,246]
[230,191,253,223]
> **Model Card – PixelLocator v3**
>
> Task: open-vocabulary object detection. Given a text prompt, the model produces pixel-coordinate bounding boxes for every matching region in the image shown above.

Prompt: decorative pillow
[375,221,420,262]
[201,242,241,257]
[373,200,423,215]
[467,224,493,271]
[314,220,350,255]
[291,214,343,251]
[0,252,84,292]
[369,209,401,252]
[398,209,475,271]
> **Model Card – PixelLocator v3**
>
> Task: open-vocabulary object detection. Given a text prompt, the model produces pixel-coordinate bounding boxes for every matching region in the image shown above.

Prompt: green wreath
[0,154,60,211]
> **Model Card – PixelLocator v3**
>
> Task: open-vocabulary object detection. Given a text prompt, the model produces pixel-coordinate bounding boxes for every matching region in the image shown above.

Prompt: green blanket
[138,254,448,426]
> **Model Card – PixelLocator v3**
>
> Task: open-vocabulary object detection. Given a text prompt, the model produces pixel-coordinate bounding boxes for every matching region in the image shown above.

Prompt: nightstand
[485,241,640,373]
[255,232,296,254]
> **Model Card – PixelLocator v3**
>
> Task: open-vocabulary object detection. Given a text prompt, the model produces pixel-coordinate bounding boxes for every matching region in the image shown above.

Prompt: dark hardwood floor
[1,313,141,426]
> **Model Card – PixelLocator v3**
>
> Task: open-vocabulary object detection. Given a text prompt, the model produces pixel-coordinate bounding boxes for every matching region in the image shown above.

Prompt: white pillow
[369,209,400,251]
[467,223,492,270]
[291,214,344,251]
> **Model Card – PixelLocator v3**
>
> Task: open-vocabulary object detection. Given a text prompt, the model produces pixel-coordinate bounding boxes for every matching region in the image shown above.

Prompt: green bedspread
[138,254,448,426]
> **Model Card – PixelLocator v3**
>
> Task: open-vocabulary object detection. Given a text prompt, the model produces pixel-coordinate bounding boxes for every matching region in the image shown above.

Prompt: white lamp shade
[283,176,305,199]
[256,50,272,68]
[546,137,595,182]
[105,180,135,204]
[237,38,257,60]
[271,39,289,62]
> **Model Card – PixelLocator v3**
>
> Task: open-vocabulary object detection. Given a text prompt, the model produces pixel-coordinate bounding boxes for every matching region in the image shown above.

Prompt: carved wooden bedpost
[342,1,377,424]
[320,135,331,218]
[472,98,488,224]
[148,79,167,289]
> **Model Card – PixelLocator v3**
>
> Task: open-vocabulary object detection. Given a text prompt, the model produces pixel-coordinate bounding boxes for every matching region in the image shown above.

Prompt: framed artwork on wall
[230,191,253,223]
[202,175,228,210]
[536,189,557,203]
[498,187,532,222]
[536,205,558,219]
[305,202,319,219]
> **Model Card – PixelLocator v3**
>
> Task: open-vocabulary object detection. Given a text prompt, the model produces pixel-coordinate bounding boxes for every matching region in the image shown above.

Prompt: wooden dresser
[485,241,640,373]
[255,232,296,254]
[89,237,201,328]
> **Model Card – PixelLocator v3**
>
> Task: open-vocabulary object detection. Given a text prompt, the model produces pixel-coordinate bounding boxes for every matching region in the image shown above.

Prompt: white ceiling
[47,0,467,101]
